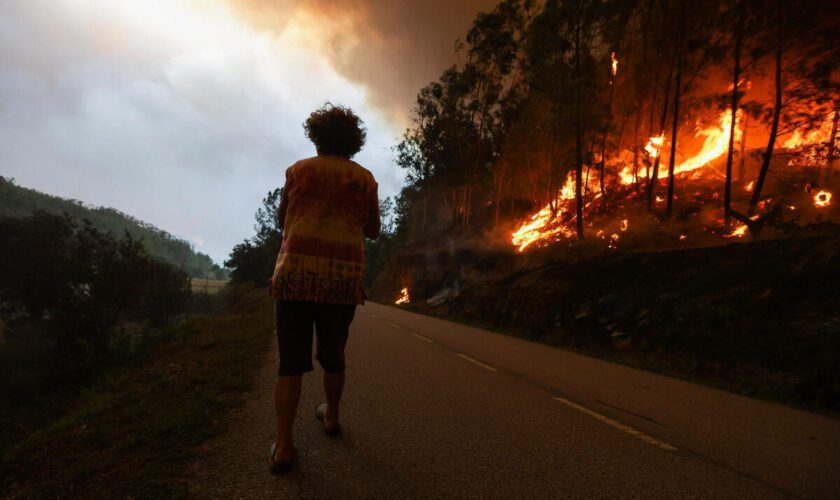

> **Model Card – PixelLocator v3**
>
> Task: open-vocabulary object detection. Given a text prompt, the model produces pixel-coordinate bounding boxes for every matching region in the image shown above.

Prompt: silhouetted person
[268,104,380,473]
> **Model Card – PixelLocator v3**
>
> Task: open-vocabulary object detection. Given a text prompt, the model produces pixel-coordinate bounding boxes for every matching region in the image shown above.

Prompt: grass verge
[1,286,273,499]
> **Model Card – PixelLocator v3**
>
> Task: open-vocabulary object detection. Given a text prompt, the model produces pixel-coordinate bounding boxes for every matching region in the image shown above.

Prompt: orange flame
[511,173,577,251]
[395,287,410,305]
[622,111,741,186]
[645,135,664,158]
[610,52,618,78]
[783,116,834,149]
[725,224,748,238]
[672,111,741,177]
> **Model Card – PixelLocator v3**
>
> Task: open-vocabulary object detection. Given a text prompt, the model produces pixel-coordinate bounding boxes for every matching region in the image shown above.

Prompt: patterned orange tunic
[271,155,380,304]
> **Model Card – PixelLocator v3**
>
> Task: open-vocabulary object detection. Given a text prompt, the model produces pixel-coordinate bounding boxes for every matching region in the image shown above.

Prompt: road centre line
[455,353,498,372]
[553,397,678,452]
[381,313,673,452]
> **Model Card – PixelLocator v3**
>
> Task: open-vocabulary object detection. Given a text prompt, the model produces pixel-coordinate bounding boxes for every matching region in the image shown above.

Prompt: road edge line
[553,397,677,452]
[455,353,498,372]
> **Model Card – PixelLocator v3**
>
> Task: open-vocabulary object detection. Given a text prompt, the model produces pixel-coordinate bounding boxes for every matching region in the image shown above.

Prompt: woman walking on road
[268,104,380,473]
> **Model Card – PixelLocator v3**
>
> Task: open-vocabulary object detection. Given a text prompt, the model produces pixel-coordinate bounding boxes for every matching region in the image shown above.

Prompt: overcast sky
[0,0,495,263]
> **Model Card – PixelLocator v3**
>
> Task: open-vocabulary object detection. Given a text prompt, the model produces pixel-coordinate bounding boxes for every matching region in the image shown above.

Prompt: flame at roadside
[395,287,410,305]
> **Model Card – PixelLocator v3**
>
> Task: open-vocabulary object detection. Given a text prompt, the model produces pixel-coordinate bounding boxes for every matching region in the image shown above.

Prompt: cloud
[0,0,409,262]
[227,0,499,125]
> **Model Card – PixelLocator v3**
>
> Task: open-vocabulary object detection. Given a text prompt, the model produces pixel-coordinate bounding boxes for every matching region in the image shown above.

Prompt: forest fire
[511,111,748,251]
[395,287,410,305]
[511,173,578,251]
[510,105,835,253]
[645,135,664,158]
[627,111,741,182]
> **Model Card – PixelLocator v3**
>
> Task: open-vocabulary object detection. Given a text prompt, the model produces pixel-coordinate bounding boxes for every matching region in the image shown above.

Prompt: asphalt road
[188,302,840,499]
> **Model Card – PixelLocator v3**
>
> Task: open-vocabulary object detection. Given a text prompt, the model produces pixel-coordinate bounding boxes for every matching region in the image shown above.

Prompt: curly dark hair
[303,103,367,159]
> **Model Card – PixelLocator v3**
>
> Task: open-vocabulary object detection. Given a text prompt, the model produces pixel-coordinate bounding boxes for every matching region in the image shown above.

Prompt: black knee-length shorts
[274,300,356,376]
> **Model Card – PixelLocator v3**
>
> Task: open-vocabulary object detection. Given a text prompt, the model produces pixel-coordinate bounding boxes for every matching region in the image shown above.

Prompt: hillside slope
[372,232,840,414]
[0,176,225,278]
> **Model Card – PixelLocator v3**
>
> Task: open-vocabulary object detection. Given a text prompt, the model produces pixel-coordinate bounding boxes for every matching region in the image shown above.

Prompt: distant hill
[0,176,227,279]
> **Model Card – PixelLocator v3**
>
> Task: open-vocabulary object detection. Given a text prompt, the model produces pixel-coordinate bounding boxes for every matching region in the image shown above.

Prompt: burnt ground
[371,231,840,415]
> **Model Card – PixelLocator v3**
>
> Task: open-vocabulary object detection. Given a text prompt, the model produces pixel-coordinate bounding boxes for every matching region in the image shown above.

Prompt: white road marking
[455,353,497,372]
[412,333,435,343]
[552,397,678,452]
[387,322,401,329]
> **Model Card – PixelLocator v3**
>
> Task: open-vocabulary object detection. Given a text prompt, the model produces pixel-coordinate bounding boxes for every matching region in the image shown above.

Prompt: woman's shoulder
[291,156,376,184]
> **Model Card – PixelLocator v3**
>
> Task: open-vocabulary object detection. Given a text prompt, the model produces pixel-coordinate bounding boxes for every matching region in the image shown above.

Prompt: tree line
[0,176,227,279]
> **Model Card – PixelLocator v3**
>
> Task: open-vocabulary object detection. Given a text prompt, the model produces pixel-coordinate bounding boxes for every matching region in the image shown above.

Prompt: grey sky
[0,0,494,262]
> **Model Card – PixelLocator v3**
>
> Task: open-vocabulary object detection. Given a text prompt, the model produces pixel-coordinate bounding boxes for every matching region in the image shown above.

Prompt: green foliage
[364,197,398,288]
[0,212,194,458]
[0,176,226,279]
[0,212,191,375]
[225,188,283,285]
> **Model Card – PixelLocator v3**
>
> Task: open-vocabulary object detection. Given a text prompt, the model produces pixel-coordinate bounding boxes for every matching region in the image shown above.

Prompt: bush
[0,212,191,376]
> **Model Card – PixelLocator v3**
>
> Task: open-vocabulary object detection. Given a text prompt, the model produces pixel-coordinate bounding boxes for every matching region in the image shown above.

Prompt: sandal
[315,402,341,437]
[268,442,296,474]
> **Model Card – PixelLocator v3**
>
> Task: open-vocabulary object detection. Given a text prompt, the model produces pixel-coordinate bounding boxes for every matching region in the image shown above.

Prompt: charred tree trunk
[646,51,676,211]
[739,113,748,182]
[451,187,459,227]
[422,197,427,235]
[574,7,584,239]
[598,64,616,199]
[665,2,686,219]
[750,6,783,215]
[665,61,682,217]
[827,104,838,179]
[725,3,745,225]
[633,103,642,190]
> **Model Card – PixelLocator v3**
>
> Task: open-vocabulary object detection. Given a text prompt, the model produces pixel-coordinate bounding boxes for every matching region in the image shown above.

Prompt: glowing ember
[395,287,410,305]
[608,233,620,249]
[679,234,688,241]
[744,181,754,192]
[725,224,748,238]
[610,52,618,77]
[814,190,832,208]
[620,219,629,231]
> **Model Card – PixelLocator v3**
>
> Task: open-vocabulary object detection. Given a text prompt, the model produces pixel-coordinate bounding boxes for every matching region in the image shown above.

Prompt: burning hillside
[510,110,837,253]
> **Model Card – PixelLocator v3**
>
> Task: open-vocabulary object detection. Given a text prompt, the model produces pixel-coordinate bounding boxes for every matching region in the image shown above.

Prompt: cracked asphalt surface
[186,302,840,499]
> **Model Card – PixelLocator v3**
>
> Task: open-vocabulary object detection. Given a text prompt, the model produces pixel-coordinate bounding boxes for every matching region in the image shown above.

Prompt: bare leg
[274,375,302,460]
[322,371,345,429]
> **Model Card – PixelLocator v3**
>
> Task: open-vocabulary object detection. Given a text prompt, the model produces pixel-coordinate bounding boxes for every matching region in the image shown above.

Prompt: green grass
[1,287,274,499]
